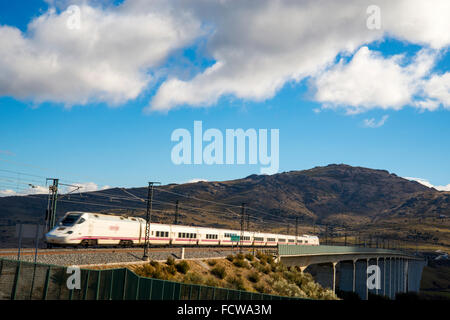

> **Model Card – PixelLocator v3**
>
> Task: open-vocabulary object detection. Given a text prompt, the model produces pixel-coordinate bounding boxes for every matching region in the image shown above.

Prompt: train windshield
[60,214,81,226]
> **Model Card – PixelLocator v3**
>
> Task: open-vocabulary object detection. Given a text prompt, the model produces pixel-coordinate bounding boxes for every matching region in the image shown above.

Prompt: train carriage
[45,211,320,247]
[172,225,199,245]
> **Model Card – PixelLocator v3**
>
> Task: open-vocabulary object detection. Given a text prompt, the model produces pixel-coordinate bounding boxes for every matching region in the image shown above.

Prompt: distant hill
[1,164,448,228]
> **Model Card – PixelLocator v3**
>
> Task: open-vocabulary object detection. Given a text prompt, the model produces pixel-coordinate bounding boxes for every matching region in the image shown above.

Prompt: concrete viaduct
[276,245,426,300]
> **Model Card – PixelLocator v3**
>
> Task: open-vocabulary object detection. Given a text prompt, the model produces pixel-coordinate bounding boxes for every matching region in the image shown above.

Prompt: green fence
[0,258,298,300]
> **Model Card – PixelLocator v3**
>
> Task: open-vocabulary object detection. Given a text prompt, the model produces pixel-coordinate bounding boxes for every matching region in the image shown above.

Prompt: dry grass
[125,252,338,300]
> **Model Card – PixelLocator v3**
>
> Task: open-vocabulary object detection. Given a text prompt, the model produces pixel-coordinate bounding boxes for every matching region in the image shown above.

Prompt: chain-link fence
[0,258,299,300]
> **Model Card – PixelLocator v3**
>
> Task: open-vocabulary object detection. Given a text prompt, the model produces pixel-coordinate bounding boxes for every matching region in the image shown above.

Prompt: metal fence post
[42,266,51,300]
[11,261,21,300]
[109,271,114,300]
[83,270,90,300]
[122,269,128,300]
[95,271,101,300]
[135,277,140,300]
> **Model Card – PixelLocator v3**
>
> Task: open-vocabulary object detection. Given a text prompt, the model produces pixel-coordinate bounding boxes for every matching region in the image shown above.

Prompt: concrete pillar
[403,259,409,292]
[332,262,337,293]
[407,260,426,293]
[353,259,356,292]
[337,261,354,293]
[310,264,334,290]
[399,259,403,293]
[367,258,378,297]
[385,257,391,298]
[382,257,386,297]
[393,258,398,299]
[365,259,369,299]
[181,247,185,259]
[376,258,379,296]
[355,259,367,300]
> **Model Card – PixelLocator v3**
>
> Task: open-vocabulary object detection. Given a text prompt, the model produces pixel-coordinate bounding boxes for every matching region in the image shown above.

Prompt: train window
[267,238,275,242]
[305,240,308,244]
[165,232,169,237]
[278,238,285,242]
[254,237,263,241]
[60,214,81,226]
[288,239,294,243]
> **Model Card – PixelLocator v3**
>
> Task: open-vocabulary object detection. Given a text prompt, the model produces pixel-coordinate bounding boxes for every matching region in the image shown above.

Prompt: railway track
[0,246,275,258]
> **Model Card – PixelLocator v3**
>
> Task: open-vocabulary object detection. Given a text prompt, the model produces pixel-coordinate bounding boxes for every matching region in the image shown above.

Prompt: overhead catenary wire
[0,164,329,233]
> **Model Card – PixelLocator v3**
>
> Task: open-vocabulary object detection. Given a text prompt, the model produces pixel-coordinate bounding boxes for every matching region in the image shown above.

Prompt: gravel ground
[0,248,253,266]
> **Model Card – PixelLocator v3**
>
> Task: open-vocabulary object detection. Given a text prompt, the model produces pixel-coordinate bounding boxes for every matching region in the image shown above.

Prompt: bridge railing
[0,258,300,300]
[278,245,409,257]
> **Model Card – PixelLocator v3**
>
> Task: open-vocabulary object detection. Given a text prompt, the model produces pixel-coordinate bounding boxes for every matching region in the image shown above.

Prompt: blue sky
[0,0,449,194]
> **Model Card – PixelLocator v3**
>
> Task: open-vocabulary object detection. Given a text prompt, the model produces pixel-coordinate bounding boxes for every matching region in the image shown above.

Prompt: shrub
[236,253,245,260]
[227,276,246,291]
[256,251,265,260]
[211,265,227,279]
[207,259,217,266]
[141,264,155,277]
[247,271,260,283]
[166,256,175,266]
[176,260,190,274]
[226,254,234,262]
[261,265,272,274]
[183,272,204,285]
[233,259,250,269]
[254,282,271,294]
[205,276,220,287]
[245,253,254,261]
[269,278,305,298]
[150,260,159,267]
[166,264,177,275]
[140,262,170,280]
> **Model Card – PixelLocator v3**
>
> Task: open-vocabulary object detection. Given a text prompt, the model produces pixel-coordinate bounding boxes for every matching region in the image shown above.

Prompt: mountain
[1,164,448,228]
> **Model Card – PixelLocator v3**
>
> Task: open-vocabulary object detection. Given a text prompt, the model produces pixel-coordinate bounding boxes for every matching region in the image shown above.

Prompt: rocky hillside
[0,164,448,227]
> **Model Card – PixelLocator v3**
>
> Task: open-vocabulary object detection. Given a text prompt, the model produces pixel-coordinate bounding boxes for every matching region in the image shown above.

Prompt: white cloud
[0,181,110,197]
[66,182,100,193]
[186,178,208,183]
[363,115,389,128]
[421,72,450,109]
[314,47,438,113]
[0,185,49,197]
[405,177,450,192]
[0,0,449,112]
[0,1,201,106]
[0,189,19,197]
[149,0,450,112]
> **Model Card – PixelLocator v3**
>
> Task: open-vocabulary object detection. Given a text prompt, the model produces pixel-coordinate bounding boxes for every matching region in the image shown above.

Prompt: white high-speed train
[45,211,320,247]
